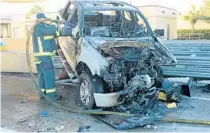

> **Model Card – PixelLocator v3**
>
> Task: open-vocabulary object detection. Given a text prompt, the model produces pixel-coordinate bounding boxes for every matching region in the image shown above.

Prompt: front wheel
[77,72,103,109]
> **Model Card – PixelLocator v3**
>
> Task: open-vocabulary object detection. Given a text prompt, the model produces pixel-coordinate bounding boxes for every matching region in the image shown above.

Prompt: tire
[77,71,103,109]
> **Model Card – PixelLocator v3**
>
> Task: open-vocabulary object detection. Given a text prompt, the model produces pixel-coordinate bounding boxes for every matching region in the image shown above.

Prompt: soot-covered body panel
[80,37,175,112]
[59,1,177,111]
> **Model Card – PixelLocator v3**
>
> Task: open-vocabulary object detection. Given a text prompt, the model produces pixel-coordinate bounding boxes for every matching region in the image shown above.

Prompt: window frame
[134,12,149,34]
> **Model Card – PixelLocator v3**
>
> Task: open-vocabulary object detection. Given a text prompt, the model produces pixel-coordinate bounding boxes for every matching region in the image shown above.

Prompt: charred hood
[96,41,172,66]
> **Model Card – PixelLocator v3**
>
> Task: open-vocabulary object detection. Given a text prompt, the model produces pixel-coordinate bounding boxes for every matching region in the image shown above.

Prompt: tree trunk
[191,24,195,33]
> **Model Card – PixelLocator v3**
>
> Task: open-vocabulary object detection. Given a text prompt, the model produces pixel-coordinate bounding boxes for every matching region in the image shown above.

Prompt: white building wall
[138,6,178,40]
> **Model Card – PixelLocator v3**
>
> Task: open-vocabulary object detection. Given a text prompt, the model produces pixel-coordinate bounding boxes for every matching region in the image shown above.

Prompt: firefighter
[33,13,61,100]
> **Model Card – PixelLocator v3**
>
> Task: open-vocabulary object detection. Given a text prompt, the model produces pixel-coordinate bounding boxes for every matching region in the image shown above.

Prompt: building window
[1,24,11,38]
[1,26,8,38]
[13,27,20,38]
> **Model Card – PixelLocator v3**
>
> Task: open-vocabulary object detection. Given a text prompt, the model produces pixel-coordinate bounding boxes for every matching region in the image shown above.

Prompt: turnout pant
[36,56,56,98]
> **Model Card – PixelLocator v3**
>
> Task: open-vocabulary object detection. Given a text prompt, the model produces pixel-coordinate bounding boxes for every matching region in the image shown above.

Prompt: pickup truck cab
[57,1,176,110]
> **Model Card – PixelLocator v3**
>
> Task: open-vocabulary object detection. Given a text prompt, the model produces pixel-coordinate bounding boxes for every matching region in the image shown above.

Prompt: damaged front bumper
[94,74,158,108]
[94,92,121,107]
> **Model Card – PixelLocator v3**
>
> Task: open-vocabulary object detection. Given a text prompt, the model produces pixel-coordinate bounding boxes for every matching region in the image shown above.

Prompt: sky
[0,0,205,17]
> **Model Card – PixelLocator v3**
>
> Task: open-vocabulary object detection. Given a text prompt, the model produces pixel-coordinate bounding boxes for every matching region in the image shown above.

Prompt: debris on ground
[202,88,210,92]
[201,84,210,92]
[158,91,167,101]
[96,101,166,130]
[39,127,48,132]
[166,102,177,109]
[40,111,49,117]
[28,120,36,128]
[144,124,158,129]
[54,124,65,132]
[161,80,181,102]
[160,79,190,102]
[77,124,91,132]
[18,118,27,123]
[20,97,25,104]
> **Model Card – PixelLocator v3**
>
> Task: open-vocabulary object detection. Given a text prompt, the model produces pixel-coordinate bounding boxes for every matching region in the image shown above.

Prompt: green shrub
[177,29,210,39]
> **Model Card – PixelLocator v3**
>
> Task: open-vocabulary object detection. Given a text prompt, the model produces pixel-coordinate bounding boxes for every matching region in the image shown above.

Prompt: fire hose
[26,19,210,127]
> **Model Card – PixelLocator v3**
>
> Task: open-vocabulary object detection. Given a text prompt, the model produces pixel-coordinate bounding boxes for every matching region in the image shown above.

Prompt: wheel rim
[80,80,91,106]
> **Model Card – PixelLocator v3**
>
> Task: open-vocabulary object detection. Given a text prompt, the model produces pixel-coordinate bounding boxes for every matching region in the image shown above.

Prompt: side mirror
[154,29,164,39]
[154,29,164,36]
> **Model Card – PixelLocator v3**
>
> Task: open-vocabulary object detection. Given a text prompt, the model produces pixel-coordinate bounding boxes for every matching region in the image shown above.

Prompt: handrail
[178,33,204,40]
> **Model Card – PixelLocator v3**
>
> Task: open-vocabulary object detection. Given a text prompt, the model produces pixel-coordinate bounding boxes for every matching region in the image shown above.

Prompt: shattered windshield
[82,10,150,38]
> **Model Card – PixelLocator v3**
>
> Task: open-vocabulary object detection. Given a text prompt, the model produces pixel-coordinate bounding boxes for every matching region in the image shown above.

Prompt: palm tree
[200,1,210,23]
[183,5,202,33]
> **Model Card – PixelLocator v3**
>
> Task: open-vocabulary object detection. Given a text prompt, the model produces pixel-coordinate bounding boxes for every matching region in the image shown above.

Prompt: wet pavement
[1,74,210,132]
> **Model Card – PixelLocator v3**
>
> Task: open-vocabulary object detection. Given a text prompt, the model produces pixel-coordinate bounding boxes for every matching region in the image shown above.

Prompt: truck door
[58,2,78,72]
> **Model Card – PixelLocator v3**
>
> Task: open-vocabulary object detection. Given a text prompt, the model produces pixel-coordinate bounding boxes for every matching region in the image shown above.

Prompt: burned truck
[57,1,176,111]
